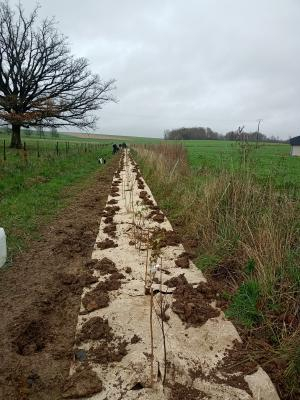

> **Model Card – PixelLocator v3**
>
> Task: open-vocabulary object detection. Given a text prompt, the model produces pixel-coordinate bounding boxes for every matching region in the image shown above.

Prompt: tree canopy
[0,1,116,148]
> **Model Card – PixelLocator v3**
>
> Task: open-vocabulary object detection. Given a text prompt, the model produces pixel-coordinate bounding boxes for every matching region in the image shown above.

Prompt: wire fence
[0,139,112,163]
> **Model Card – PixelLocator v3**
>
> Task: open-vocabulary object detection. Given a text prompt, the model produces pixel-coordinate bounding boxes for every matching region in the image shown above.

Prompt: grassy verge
[0,141,113,261]
[134,143,300,399]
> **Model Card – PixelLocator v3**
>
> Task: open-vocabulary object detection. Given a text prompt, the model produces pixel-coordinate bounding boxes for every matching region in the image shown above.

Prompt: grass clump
[226,280,262,328]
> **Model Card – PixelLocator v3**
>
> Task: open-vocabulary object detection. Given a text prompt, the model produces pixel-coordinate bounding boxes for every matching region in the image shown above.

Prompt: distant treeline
[164,127,285,143]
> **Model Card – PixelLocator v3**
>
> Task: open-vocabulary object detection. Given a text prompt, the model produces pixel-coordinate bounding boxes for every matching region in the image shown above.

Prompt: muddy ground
[0,156,120,400]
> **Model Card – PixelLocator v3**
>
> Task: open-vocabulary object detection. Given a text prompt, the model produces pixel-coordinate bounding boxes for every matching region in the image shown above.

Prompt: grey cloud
[23,0,300,138]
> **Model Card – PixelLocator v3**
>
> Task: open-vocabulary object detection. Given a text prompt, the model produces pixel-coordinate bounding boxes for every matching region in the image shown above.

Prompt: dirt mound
[137,179,145,189]
[175,253,190,269]
[97,238,118,249]
[168,382,206,400]
[94,257,117,275]
[81,272,124,312]
[151,229,181,248]
[152,213,165,223]
[103,223,117,238]
[164,274,188,288]
[79,317,112,342]
[130,334,141,344]
[104,216,114,224]
[102,205,120,220]
[82,288,110,312]
[63,368,103,398]
[107,199,118,205]
[59,271,98,289]
[139,190,148,199]
[172,281,220,327]
[97,272,125,291]
[88,339,128,364]
[110,186,120,194]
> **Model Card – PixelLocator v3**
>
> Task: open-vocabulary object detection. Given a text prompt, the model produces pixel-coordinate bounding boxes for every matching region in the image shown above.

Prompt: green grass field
[182,140,300,196]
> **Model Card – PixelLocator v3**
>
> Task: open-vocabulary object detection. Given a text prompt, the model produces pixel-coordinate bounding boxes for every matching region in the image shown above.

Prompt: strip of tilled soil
[0,155,120,400]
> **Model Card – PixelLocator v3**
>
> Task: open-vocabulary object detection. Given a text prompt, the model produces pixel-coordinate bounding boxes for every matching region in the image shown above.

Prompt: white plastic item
[0,227,7,268]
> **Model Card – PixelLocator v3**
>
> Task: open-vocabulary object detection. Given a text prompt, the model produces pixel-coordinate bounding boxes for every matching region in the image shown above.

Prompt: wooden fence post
[3,140,6,161]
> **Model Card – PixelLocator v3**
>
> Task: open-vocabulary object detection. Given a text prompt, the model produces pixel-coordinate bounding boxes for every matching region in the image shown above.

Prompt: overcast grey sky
[24,0,300,139]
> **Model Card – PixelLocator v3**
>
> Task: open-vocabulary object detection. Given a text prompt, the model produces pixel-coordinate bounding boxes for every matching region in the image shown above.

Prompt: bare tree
[0,2,116,148]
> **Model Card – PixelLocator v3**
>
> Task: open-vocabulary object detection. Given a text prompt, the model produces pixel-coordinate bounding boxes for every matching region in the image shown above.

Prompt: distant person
[122,142,127,149]
[112,144,119,154]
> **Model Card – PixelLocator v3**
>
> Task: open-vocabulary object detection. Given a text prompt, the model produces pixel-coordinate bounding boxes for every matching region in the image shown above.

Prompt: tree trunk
[10,124,22,148]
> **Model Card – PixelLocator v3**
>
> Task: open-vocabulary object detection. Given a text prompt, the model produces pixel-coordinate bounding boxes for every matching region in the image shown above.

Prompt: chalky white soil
[66,150,279,400]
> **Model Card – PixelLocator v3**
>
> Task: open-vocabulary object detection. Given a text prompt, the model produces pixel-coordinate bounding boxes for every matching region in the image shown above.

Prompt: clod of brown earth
[172,281,220,327]
[82,289,110,312]
[78,317,112,342]
[103,223,117,238]
[88,339,128,364]
[151,229,181,248]
[110,192,120,197]
[164,274,188,288]
[107,199,118,205]
[93,257,118,275]
[96,273,124,292]
[147,210,158,219]
[175,253,190,269]
[125,267,132,274]
[58,270,98,289]
[139,190,148,199]
[63,368,103,398]
[143,198,154,207]
[130,334,141,344]
[82,271,125,312]
[110,187,119,193]
[97,238,118,249]
[104,205,120,213]
[104,216,114,224]
[149,205,160,211]
[168,382,207,400]
[152,213,165,223]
